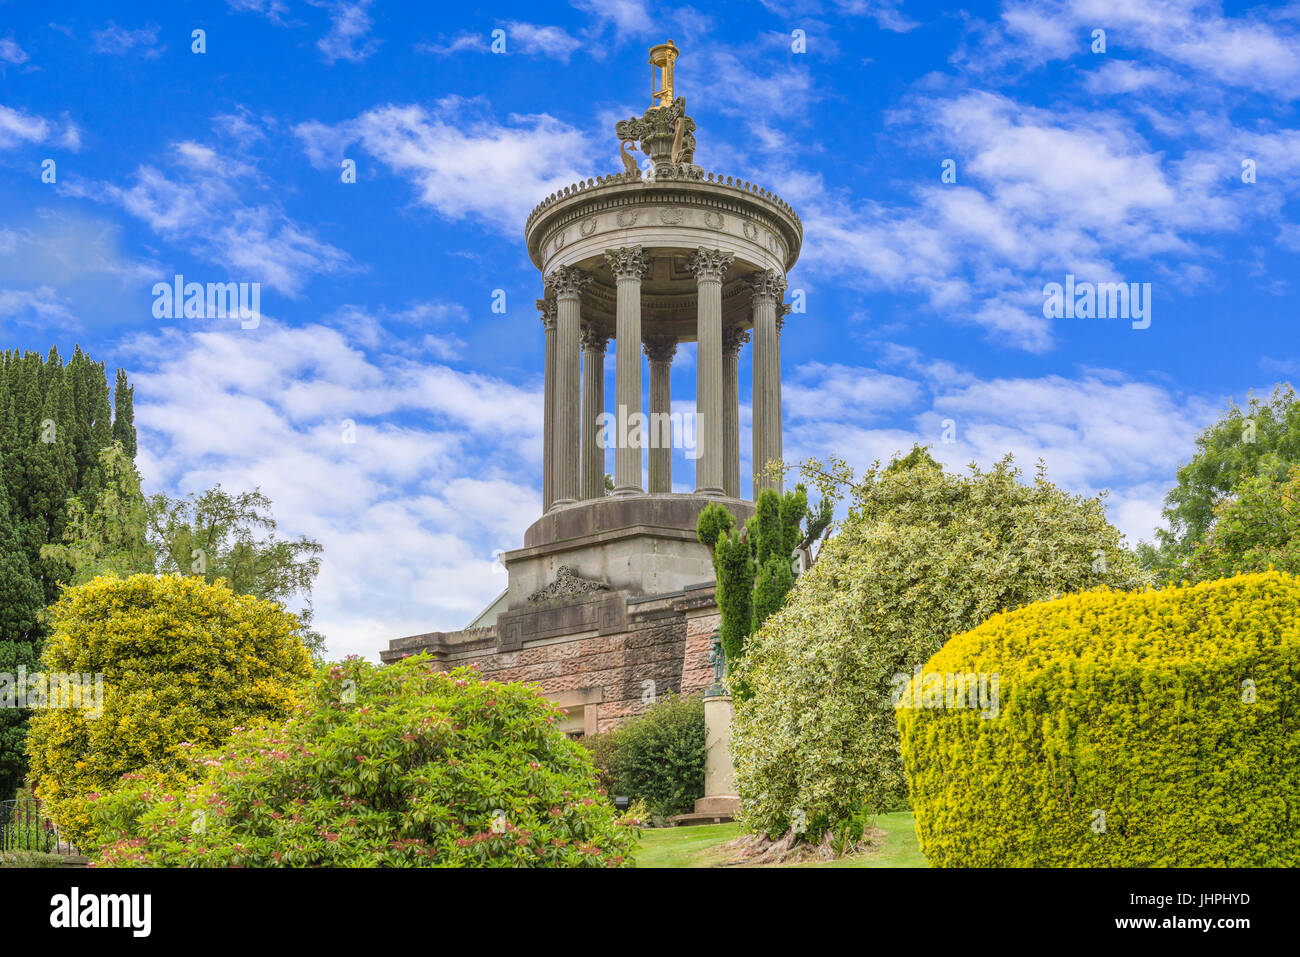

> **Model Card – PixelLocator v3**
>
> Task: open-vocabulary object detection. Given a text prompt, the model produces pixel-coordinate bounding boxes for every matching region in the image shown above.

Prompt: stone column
[722,325,748,501]
[580,326,609,500]
[644,337,676,494]
[544,266,590,507]
[776,303,790,477]
[537,298,557,512]
[688,248,733,497]
[749,270,787,496]
[605,246,651,496]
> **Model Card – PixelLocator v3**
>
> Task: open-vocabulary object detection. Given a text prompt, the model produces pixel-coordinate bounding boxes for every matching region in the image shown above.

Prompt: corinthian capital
[722,324,750,357]
[748,269,788,304]
[643,335,677,364]
[603,245,651,281]
[687,247,734,283]
[580,325,610,351]
[536,297,557,331]
[544,266,592,299]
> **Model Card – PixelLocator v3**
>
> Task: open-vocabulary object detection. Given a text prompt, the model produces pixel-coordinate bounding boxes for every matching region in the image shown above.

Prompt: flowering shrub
[90,655,639,867]
[730,456,1148,839]
[898,571,1300,866]
[26,574,311,850]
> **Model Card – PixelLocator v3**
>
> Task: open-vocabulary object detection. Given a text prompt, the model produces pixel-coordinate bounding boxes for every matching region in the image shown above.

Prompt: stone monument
[385,42,803,812]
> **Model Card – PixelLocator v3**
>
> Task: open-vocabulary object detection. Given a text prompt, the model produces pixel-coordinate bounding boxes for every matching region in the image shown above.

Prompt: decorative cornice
[748,269,787,304]
[535,297,556,331]
[687,247,735,282]
[525,170,803,238]
[643,336,677,363]
[722,325,750,356]
[544,266,592,299]
[604,245,651,281]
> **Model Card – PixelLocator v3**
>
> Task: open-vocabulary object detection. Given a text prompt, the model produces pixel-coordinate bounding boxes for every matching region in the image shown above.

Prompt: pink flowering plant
[89,654,639,867]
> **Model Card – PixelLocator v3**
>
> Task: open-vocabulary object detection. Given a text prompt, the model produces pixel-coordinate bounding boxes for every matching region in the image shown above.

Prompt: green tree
[40,443,154,585]
[1142,384,1300,576]
[1182,464,1300,582]
[146,486,325,655]
[697,485,831,678]
[730,452,1149,841]
[0,348,134,799]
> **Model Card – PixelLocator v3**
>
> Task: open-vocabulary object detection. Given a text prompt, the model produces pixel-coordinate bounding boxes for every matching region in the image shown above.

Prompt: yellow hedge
[897,571,1300,866]
[26,574,311,850]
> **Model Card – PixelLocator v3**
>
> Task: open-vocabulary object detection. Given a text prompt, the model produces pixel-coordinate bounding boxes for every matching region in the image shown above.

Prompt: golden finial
[649,40,679,108]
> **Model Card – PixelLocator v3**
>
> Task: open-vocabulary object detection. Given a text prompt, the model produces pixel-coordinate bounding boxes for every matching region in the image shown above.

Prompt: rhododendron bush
[90,655,639,867]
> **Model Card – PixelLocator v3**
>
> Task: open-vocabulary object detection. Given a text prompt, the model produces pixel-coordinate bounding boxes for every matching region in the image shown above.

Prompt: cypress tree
[0,347,136,799]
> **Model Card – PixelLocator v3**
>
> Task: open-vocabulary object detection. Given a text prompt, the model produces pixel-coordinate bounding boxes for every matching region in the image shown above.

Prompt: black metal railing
[0,798,71,856]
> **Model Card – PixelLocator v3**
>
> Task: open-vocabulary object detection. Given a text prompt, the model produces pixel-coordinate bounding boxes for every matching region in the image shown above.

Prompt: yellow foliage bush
[26,574,311,850]
[897,571,1300,866]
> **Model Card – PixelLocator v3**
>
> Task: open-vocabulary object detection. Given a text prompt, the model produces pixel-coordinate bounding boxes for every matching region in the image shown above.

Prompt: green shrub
[0,850,64,868]
[731,455,1148,839]
[90,655,638,867]
[25,574,312,850]
[898,571,1300,867]
[583,693,705,821]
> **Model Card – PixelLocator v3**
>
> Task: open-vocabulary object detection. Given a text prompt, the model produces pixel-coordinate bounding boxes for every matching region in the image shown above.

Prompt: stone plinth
[673,689,739,825]
[504,493,753,607]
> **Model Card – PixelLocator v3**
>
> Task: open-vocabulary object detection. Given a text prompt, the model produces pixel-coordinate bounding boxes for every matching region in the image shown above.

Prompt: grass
[634,811,928,868]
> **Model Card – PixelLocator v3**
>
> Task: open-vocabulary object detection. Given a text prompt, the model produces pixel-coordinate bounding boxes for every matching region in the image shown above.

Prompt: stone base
[670,794,739,826]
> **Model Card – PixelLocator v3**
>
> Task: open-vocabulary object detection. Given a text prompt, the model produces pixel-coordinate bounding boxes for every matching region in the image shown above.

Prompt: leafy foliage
[1142,383,1300,575]
[26,574,311,849]
[697,485,831,678]
[0,348,134,801]
[899,571,1300,866]
[1183,464,1300,582]
[90,655,639,867]
[730,453,1148,839]
[583,692,705,821]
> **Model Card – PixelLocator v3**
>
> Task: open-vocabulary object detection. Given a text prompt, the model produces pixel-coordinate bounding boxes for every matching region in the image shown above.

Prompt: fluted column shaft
[544,267,590,507]
[750,270,787,496]
[645,337,676,493]
[722,326,748,500]
[581,328,608,500]
[689,248,733,497]
[605,246,651,495]
[537,298,557,511]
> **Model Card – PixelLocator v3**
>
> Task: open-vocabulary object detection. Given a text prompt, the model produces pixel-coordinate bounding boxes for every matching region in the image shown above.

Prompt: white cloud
[311,0,378,63]
[123,319,546,660]
[66,138,351,294]
[0,36,29,64]
[965,0,1300,99]
[782,358,1218,546]
[91,22,163,58]
[295,96,598,234]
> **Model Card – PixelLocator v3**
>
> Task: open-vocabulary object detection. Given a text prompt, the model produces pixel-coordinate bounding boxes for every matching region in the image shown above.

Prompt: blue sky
[2,0,1298,658]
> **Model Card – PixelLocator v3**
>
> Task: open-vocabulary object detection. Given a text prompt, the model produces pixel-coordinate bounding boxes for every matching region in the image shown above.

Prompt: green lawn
[634,812,928,868]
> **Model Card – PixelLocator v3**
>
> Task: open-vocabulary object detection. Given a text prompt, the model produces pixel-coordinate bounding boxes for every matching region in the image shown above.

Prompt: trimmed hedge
[897,571,1300,866]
